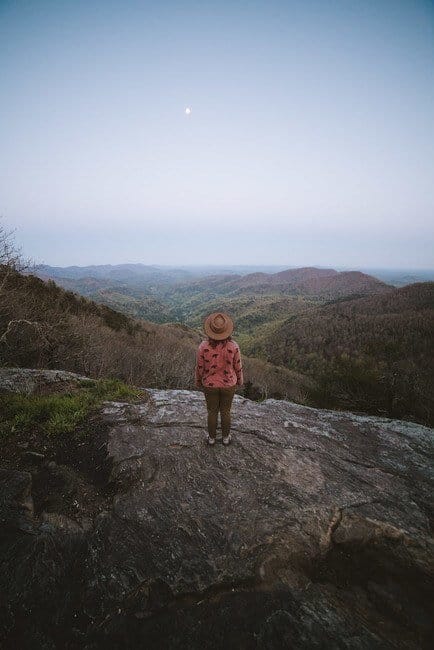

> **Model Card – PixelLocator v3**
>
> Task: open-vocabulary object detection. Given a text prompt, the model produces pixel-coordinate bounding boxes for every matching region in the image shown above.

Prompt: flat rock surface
[1,383,433,649]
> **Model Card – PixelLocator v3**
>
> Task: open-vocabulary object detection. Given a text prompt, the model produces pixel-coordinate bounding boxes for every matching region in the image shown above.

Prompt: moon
[185,107,192,115]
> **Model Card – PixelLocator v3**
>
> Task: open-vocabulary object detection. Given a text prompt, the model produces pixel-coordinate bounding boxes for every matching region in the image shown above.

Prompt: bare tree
[0,218,34,271]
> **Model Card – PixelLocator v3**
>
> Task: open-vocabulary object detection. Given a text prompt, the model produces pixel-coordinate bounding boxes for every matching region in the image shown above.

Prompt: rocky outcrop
[1,381,433,648]
[0,367,91,394]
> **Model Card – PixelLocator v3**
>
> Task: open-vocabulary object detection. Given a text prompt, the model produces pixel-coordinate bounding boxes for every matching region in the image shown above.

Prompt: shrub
[0,378,142,438]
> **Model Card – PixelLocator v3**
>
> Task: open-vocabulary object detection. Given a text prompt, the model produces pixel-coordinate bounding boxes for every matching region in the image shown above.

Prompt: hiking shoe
[207,436,216,446]
[222,434,231,445]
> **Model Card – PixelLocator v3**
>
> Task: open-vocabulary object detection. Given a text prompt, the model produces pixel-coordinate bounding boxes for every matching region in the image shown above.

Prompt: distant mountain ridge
[33,263,195,284]
[31,265,394,347]
[33,263,434,289]
[230,267,391,297]
[170,266,392,299]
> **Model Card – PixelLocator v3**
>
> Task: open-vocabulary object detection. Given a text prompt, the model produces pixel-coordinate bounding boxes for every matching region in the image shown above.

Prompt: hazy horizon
[33,260,434,275]
[1,0,433,268]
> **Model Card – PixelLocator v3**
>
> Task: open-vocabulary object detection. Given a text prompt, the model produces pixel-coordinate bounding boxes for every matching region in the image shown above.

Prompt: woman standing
[195,312,244,445]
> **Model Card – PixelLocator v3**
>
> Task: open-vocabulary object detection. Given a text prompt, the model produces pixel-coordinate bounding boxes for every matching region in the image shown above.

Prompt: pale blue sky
[1,0,433,267]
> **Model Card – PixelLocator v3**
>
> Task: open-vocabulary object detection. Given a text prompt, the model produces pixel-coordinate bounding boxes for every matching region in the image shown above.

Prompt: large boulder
[1,388,433,648]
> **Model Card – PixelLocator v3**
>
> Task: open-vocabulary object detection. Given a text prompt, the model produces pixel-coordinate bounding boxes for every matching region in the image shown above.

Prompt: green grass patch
[0,378,143,439]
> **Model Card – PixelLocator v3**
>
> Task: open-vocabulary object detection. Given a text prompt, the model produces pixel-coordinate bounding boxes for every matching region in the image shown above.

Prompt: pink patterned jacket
[195,339,244,388]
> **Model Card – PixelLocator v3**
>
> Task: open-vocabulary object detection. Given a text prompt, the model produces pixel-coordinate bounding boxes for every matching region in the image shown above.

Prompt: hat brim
[204,313,234,339]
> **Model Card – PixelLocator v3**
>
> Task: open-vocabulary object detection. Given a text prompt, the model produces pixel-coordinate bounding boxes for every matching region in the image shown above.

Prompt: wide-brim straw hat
[204,312,234,340]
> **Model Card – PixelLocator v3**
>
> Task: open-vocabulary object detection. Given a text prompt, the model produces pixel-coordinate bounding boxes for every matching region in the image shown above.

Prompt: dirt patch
[0,408,114,523]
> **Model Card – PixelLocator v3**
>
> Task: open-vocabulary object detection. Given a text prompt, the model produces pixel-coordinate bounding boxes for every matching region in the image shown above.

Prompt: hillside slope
[33,266,392,332]
[249,283,434,424]
[0,265,308,402]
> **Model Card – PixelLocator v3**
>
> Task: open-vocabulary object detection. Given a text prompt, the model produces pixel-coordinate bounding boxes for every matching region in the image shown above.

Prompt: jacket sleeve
[233,345,244,385]
[195,345,204,384]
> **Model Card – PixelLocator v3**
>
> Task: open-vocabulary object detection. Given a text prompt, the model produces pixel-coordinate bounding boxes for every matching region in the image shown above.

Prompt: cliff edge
[1,369,433,648]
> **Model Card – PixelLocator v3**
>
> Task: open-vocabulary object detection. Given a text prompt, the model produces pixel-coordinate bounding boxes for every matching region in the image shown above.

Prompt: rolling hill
[20,263,433,423]
[32,266,393,346]
[0,265,307,402]
[247,282,434,424]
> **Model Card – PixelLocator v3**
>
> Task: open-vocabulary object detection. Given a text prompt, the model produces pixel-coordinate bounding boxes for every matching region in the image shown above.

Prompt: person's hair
[207,335,232,348]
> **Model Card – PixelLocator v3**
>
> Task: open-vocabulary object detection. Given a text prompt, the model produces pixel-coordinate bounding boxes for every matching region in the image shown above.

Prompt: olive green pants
[203,385,237,438]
